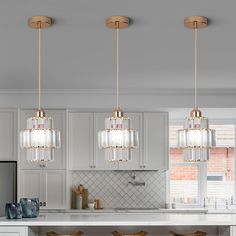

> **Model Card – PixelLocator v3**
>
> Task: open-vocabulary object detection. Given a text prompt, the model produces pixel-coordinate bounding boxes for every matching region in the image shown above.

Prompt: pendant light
[177,16,216,162]
[20,16,61,162]
[98,16,139,162]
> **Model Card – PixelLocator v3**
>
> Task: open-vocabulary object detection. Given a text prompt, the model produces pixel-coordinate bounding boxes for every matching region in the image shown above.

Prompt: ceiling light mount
[106,16,129,29]
[28,16,52,29]
[184,16,208,29]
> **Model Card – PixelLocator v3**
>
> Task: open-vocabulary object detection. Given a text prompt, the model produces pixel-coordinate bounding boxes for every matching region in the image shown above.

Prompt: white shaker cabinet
[117,112,143,170]
[93,113,118,170]
[143,112,169,170]
[68,112,94,170]
[68,112,117,170]
[20,170,43,205]
[20,169,66,209]
[0,109,17,161]
[0,227,28,236]
[43,170,66,209]
[19,109,66,170]
[68,111,169,171]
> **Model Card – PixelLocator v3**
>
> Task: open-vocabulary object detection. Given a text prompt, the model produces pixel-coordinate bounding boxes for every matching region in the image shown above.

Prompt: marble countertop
[40,208,208,214]
[1,212,236,226]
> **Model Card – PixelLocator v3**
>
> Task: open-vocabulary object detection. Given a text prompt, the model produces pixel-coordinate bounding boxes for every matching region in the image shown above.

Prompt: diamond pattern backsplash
[71,171,167,209]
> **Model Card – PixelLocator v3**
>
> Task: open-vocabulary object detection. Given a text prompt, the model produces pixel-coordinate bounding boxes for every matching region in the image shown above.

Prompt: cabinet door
[68,112,94,170]
[19,109,66,170]
[20,170,43,204]
[43,170,66,209]
[45,110,66,169]
[143,112,169,170]
[118,113,143,170]
[94,113,118,170]
[0,109,17,161]
[0,227,27,236]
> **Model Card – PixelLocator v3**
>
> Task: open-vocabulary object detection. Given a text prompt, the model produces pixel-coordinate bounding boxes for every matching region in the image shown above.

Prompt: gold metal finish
[106,16,129,29]
[35,109,46,118]
[112,108,124,118]
[184,16,208,29]
[190,108,202,118]
[112,231,148,236]
[28,16,52,29]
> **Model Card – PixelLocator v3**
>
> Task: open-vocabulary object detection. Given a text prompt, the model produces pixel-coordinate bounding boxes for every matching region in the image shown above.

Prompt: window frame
[169,119,236,207]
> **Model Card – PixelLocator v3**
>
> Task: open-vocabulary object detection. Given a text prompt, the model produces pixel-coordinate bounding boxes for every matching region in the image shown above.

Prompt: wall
[1,89,236,109]
[71,170,167,209]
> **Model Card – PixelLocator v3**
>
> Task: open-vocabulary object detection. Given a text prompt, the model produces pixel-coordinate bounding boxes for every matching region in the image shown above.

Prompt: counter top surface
[0,213,236,226]
[40,208,208,214]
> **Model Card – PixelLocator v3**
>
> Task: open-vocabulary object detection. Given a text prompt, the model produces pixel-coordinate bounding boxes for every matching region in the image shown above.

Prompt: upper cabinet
[0,109,17,161]
[19,109,66,170]
[117,112,143,170]
[93,113,119,170]
[143,112,169,170]
[68,112,94,170]
[68,111,169,171]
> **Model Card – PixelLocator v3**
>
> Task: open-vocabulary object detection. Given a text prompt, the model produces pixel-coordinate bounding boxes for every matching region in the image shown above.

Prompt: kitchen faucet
[128,174,145,186]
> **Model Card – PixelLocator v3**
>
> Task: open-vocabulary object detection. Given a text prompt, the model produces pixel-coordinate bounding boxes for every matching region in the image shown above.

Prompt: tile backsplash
[71,171,167,209]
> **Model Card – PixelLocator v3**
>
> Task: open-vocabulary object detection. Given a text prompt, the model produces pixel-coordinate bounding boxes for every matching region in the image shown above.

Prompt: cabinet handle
[143,165,146,168]
[39,202,43,207]
[39,164,46,168]
[43,202,46,207]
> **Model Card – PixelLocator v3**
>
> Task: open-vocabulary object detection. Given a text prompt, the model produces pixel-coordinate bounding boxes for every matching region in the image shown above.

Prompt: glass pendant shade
[178,110,216,162]
[20,16,61,163]
[178,16,216,162]
[98,16,139,162]
[20,114,61,162]
[98,114,139,162]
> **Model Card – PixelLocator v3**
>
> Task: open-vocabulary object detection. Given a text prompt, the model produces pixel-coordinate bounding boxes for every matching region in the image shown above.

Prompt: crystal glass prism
[98,116,139,162]
[20,115,61,162]
[178,116,216,162]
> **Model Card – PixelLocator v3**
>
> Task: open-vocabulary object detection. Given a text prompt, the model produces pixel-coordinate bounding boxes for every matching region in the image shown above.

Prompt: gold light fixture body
[98,16,139,162]
[177,16,216,162]
[184,16,208,29]
[106,16,129,29]
[20,16,61,163]
[28,16,52,29]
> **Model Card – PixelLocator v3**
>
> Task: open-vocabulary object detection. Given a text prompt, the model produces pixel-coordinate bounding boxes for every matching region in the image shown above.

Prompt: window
[170,122,235,206]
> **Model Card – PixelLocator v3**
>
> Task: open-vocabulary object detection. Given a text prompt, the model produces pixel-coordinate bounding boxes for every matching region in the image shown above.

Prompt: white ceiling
[0,0,235,90]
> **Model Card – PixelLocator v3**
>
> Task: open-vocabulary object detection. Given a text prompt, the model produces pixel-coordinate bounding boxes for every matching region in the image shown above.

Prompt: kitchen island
[0,212,235,236]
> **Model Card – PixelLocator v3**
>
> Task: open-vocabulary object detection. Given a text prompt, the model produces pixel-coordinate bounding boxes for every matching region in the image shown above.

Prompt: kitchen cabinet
[68,112,94,170]
[20,169,66,209]
[68,111,168,171]
[0,109,17,161]
[19,109,66,170]
[93,112,119,170]
[68,112,118,170]
[0,227,27,236]
[117,112,143,170]
[143,112,169,170]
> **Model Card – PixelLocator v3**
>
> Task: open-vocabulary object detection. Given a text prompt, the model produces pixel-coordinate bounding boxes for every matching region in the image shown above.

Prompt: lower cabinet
[0,227,27,236]
[20,169,66,209]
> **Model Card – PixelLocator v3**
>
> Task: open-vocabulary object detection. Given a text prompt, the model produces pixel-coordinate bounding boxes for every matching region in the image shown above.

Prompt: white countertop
[40,208,208,214]
[1,212,236,226]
